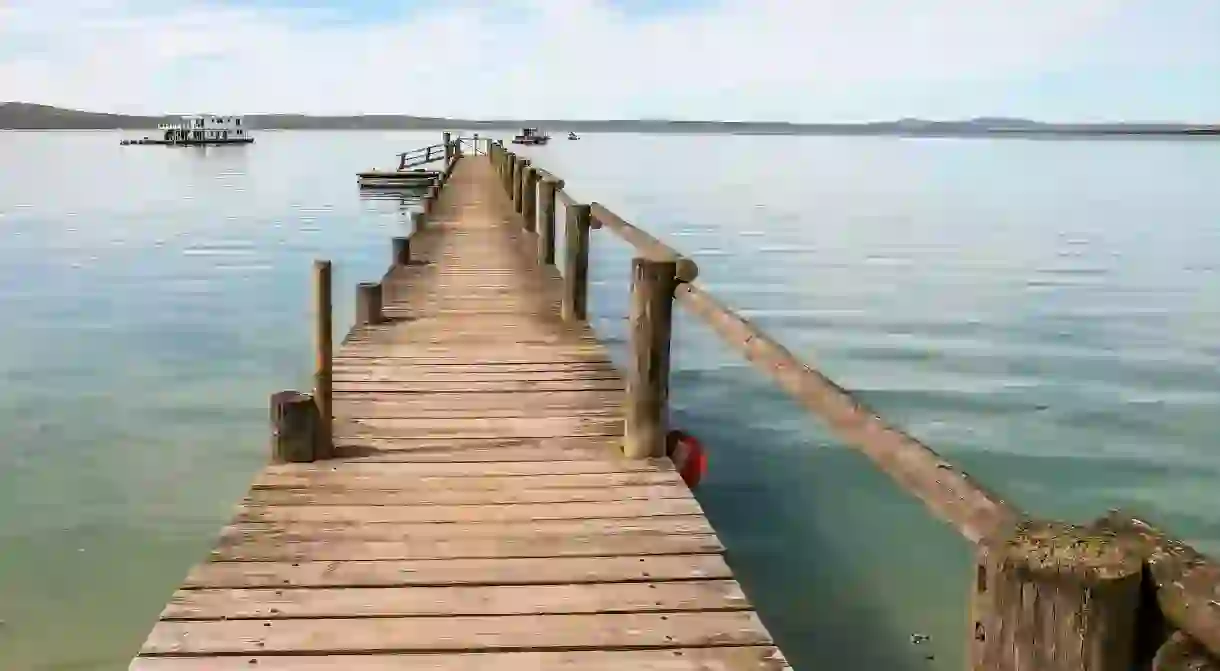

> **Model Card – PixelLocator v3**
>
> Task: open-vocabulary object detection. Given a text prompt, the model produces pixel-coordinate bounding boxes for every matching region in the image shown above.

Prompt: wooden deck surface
[130,155,790,670]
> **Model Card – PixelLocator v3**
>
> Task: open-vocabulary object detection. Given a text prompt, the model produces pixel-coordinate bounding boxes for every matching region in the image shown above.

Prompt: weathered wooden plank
[184,554,733,589]
[140,611,772,655]
[246,483,694,506]
[131,646,792,671]
[348,321,590,336]
[332,379,623,393]
[220,516,715,541]
[262,459,672,478]
[330,354,612,365]
[330,360,618,373]
[253,470,683,490]
[340,415,624,439]
[325,437,624,462]
[162,579,748,619]
[333,348,612,362]
[335,406,624,420]
[331,392,624,412]
[211,532,725,561]
[238,499,703,524]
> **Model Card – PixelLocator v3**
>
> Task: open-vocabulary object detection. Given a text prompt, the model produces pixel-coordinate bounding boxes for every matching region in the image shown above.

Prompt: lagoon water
[1,130,1218,670]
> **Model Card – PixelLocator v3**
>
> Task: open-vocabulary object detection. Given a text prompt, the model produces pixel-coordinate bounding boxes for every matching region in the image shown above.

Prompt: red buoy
[666,429,707,489]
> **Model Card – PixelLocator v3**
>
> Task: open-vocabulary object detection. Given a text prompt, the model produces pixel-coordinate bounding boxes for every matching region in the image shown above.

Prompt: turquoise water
[1,131,1218,670]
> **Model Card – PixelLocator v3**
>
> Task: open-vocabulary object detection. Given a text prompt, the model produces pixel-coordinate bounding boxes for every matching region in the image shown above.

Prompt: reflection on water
[1,131,1218,670]
[357,187,427,212]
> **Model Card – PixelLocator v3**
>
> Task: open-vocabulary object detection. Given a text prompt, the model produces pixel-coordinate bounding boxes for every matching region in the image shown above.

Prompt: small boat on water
[568,132,580,140]
[512,127,550,145]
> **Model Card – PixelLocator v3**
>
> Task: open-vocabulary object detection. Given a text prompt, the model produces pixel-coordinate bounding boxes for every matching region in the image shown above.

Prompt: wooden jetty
[129,135,1220,671]
[358,133,458,188]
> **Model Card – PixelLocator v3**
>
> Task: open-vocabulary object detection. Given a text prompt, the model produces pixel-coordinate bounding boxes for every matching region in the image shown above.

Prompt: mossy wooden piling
[130,134,1220,671]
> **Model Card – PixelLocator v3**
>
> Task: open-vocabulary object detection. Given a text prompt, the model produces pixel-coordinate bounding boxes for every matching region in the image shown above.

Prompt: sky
[2,0,1219,122]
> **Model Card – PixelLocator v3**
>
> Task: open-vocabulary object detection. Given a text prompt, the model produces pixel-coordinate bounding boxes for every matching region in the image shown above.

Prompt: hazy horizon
[3,102,1218,128]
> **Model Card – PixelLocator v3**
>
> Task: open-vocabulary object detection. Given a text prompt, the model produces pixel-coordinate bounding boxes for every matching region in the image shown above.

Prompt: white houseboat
[122,114,254,145]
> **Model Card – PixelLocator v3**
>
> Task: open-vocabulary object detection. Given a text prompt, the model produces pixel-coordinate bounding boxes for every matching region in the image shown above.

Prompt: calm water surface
[1,131,1218,670]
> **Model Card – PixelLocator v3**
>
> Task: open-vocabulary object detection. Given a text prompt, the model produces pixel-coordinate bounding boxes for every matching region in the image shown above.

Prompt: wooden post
[270,391,319,463]
[513,157,524,206]
[515,159,531,214]
[426,184,439,216]
[523,167,539,232]
[443,132,452,161]
[356,282,383,326]
[506,153,517,194]
[411,211,425,233]
[312,260,333,459]
[969,519,1142,671]
[561,204,591,322]
[509,156,519,203]
[392,236,410,266]
[537,177,563,265]
[624,257,677,459]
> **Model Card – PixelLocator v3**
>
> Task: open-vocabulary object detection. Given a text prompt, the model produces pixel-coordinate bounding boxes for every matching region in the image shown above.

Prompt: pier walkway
[129,153,787,669]
[127,137,1220,671]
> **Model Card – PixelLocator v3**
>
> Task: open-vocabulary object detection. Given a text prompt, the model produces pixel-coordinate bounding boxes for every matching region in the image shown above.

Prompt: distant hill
[0,102,164,129]
[3,102,1218,136]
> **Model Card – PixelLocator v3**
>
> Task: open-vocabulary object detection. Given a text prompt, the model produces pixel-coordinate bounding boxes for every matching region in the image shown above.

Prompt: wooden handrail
[590,203,699,282]
[396,143,444,160]
[673,281,1020,543]
[482,140,1220,670]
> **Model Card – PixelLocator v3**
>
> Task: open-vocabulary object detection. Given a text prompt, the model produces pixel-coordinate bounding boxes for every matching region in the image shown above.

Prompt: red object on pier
[666,429,707,489]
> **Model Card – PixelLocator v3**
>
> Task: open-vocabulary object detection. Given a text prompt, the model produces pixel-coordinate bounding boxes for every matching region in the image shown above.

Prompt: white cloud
[0,0,1214,121]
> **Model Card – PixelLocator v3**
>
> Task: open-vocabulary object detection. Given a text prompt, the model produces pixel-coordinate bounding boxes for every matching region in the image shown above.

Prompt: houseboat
[511,127,550,145]
[121,114,254,145]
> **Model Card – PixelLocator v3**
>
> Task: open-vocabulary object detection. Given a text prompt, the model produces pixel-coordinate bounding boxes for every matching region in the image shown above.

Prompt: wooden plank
[331,392,624,412]
[131,647,792,671]
[237,499,703,524]
[211,532,725,561]
[326,438,624,463]
[333,348,612,362]
[247,483,694,506]
[262,459,672,478]
[184,554,733,589]
[140,611,772,655]
[330,354,612,365]
[162,579,749,619]
[330,360,619,373]
[339,415,624,439]
[220,516,716,541]
[335,406,624,420]
[253,470,683,490]
[331,370,623,383]
[332,379,623,393]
